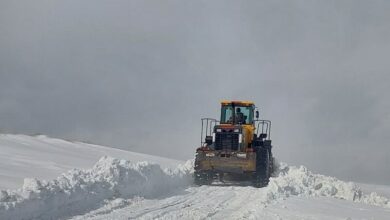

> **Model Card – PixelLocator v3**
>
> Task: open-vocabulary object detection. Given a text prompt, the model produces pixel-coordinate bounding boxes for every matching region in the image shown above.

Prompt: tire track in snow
[114,186,231,220]
[77,185,264,220]
[129,189,200,219]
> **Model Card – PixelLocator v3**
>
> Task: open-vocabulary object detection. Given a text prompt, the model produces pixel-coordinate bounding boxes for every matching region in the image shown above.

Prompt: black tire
[253,148,270,188]
[194,153,212,186]
[269,151,274,176]
[194,171,212,186]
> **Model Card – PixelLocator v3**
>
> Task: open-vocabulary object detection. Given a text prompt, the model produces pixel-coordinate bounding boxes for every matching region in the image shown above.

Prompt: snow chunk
[0,191,8,202]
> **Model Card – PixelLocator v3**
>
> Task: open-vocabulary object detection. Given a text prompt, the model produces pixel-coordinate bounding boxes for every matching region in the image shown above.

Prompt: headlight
[234,128,240,132]
[216,128,222,132]
[236,153,247,158]
[206,152,215,157]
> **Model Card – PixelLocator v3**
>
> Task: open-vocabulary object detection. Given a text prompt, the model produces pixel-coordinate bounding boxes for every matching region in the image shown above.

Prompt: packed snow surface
[1,134,390,219]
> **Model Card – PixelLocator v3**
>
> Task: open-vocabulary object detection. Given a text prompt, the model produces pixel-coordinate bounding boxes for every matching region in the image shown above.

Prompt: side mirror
[256,110,259,119]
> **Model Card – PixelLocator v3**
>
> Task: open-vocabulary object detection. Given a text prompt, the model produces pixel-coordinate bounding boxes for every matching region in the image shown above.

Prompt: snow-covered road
[1,155,388,220]
[72,184,390,220]
[73,185,266,220]
[1,135,390,220]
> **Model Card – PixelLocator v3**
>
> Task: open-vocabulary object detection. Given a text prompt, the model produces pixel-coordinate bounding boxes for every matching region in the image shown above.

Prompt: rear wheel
[253,148,270,188]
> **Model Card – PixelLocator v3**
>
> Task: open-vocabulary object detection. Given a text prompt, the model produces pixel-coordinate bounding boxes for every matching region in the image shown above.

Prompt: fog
[1,0,390,184]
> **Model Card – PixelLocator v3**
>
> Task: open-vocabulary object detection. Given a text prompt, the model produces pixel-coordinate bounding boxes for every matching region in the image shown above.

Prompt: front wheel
[253,148,270,188]
[194,171,212,186]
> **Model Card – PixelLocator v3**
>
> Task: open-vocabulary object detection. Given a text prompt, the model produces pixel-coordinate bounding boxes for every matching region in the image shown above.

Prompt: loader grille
[215,133,239,151]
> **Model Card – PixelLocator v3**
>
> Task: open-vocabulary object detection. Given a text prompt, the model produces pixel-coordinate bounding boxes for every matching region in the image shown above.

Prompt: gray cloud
[1,0,390,184]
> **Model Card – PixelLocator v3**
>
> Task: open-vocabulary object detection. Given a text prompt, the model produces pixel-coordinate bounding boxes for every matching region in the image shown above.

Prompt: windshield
[220,105,253,124]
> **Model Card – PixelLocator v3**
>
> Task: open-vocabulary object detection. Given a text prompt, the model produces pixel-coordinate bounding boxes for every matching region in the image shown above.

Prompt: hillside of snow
[0,134,182,190]
[1,134,390,219]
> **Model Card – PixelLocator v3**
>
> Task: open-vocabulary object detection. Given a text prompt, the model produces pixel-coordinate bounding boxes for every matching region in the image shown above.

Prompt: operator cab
[220,101,255,125]
[199,100,265,152]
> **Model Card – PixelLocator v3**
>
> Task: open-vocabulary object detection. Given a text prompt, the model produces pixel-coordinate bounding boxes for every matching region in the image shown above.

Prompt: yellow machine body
[196,100,259,173]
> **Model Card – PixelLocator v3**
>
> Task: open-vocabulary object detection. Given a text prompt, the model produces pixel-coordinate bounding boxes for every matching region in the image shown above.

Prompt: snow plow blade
[195,151,256,173]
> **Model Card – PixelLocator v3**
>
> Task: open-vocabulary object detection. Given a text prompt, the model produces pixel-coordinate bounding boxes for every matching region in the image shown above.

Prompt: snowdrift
[0,156,193,220]
[266,162,390,208]
[0,157,389,220]
[0,134,182,190]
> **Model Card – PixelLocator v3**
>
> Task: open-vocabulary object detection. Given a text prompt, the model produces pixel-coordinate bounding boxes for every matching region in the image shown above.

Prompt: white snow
[1,134,390,220]
[266,162,390,208]
[0,134,182,189]
[0,156,193,220]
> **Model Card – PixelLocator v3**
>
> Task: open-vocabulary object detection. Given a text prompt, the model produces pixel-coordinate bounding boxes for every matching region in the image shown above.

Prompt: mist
[1,0,390,184]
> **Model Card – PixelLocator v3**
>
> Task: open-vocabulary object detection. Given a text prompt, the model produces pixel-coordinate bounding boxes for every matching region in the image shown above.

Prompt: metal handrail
[254,119,271,140]
[200,118,219,146]
[200,118,270,145]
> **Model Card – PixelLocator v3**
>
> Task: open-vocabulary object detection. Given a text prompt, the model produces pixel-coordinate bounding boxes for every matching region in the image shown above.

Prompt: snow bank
[266,162,390,208]
[1,156,389,220]
[0,156,193,220]
[0,134,183,190]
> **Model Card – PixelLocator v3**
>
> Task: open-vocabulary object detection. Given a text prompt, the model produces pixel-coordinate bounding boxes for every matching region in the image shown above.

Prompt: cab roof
[221,100,254,106]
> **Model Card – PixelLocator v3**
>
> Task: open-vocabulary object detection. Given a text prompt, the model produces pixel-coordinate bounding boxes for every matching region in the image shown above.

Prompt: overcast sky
[1,0,390,184]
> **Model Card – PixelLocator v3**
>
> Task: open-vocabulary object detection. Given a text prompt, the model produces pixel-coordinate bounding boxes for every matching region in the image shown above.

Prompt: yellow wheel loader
[194,101,274,188]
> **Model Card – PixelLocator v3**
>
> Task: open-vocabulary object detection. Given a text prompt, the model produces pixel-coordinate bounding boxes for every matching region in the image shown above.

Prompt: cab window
[220,106,234,124]
[221,105,253,124]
